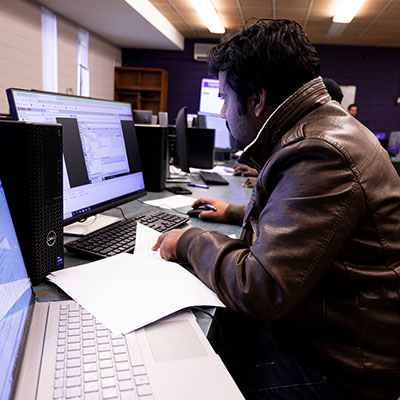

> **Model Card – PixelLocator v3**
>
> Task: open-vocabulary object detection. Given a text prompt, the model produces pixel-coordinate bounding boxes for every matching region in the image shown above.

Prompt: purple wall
[317,45,400,134]
[123,40,400,133]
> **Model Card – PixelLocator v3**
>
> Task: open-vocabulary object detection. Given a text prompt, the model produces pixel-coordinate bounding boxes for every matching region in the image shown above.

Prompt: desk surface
[33,173,251,299]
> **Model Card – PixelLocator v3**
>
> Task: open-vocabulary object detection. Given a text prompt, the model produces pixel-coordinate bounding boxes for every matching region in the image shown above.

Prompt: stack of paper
[48,224,225,334]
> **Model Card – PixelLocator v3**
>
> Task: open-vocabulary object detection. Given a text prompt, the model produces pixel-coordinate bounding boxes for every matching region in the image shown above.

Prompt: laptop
[0,178,244,400]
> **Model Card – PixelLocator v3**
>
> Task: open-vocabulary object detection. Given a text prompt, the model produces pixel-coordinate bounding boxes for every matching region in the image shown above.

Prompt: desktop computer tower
[188,127,215,169]
[134,124,168,192]
[0,121,64,284]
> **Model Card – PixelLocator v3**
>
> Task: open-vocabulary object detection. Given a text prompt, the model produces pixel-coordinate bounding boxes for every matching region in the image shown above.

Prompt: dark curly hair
[208,19,321,112]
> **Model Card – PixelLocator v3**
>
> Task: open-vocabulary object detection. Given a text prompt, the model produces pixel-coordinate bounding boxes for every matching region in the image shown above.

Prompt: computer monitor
[373,132,389,151]
[388,131,400,155]
[198,112,234,152]
[198,79,235,153]
[7,88,146,228]
[175,106,190,173]
[133,109,153,124]
[199,78,223,114]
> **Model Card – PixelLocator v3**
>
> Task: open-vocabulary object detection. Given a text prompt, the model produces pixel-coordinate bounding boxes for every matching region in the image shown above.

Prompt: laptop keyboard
[199,171,229,185]
[65,210,189,259]
[53,302,152,400]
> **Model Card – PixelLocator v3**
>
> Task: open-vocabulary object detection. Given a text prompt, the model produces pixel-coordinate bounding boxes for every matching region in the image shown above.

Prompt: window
[77,28,89,97]
[41,8,58,92]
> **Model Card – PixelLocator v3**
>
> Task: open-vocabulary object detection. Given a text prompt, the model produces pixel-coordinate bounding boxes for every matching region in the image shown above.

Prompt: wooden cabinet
[114,67,168,114]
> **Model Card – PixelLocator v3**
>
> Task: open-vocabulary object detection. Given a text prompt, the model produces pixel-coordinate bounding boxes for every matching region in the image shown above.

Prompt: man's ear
[248,89,267,118]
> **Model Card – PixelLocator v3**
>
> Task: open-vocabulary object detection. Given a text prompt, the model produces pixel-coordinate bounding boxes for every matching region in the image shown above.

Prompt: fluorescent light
[326,22,348,37]
[333,0,366,23]
[190,0,225,34]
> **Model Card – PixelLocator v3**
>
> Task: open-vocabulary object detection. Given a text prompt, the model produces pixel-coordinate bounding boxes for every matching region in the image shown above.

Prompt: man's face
[348,106,357,117]
[218,71,258,150]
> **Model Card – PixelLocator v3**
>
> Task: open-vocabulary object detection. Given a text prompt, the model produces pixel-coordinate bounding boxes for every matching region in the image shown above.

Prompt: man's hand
[152,229,185,261]
[191,198,229,221]
[242,177,256,188]
[234,165,259,177]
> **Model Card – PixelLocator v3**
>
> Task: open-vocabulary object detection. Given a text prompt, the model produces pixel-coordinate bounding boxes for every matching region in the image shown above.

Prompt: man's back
[251,95,400,398]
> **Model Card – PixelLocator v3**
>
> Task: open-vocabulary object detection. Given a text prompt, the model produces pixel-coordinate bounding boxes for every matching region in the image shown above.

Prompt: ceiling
[36,0,400,49]
[149,0,400,47]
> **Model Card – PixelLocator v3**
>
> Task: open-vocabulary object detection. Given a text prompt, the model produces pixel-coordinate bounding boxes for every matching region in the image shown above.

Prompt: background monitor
[373,132,389,150]
[388,131,400,155]
[7,88,146,226]
[133,109,153,124]
[199,78,223,114]
[198,112,234,152]
[175,106,190,173]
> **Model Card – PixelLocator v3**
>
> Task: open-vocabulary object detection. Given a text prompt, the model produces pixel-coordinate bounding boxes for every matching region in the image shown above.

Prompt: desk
[33,174,252,331]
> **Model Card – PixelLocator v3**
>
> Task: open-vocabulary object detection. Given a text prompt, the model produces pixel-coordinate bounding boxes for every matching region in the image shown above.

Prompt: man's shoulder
[282,101,373,150]
[279,101,385,178]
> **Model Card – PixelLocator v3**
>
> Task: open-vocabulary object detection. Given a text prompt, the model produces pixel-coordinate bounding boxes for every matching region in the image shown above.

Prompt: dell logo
[46,230,57,247]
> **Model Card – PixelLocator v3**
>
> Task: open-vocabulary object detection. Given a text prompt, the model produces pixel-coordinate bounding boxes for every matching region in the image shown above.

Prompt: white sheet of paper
[47,253,225,334]
[190,165,235,176]
[144,195,196,209]
[134,223,162,260]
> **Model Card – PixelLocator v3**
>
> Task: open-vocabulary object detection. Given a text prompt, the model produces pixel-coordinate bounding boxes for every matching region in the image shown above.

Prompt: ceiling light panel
[190,0,225,33]
[333,0,366,23]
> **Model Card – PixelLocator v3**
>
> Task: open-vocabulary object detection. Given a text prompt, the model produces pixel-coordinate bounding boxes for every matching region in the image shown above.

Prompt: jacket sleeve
[175,139,368,321]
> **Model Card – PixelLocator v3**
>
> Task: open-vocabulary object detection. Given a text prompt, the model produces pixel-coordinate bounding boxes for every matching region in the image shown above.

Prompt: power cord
[116,207,129,221]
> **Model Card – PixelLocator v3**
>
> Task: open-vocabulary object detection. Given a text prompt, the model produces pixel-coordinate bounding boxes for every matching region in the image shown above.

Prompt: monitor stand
[64,214,120,236]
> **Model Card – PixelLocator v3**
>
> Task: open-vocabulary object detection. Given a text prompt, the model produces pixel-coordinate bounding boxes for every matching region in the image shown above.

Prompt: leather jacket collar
[239,77,330,170]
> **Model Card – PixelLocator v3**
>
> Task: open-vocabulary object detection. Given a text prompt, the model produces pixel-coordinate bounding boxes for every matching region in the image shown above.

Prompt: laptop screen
[0,180,32,400]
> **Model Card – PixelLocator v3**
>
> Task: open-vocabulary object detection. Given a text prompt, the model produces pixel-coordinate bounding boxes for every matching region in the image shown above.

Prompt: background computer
[175,106,190,173]
[133,109,153,124]
[198,78,236,157]
[7,88,188,258]
[173,106,228,185]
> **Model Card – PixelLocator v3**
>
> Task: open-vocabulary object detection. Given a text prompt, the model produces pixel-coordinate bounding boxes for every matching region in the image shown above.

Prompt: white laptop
[0,178,244,400]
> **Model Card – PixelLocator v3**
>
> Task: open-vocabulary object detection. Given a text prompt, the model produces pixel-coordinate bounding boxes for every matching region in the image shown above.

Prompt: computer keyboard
[199,171,229,185]
[53,301,152,400]
[65,210,189,259]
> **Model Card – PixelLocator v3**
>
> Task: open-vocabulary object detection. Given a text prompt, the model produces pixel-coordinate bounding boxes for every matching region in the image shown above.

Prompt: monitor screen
[7,89,146,225]
[198,112,233,152]
[0,179,32,400]
[199,78,223,115]
[388,131,400,154]
[133,110,153,124]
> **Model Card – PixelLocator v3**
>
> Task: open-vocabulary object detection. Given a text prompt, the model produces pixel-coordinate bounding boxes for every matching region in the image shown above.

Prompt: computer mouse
[187,205,210,218]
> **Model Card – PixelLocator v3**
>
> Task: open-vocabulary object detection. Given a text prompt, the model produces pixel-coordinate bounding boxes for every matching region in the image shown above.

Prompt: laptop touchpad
[145,320,207,361]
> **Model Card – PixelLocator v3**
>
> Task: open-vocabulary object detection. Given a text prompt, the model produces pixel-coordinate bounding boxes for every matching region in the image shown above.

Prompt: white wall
[0,0,42,113]
[0,0,121,114]
[89,33,121,101]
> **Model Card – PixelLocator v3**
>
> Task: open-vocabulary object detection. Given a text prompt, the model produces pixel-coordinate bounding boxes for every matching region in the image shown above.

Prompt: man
[348,103,358,117]
[153,19,400,399]
[234,77,344,189]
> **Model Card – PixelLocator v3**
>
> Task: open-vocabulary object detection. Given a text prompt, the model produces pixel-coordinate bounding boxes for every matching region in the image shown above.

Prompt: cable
[116,207,128,221]
[191,306,223,355]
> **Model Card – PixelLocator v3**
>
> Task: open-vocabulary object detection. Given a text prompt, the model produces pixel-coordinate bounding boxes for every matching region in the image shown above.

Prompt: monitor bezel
[6,88,147,226]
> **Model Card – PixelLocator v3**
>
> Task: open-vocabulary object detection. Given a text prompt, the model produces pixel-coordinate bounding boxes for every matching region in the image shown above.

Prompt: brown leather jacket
[176,77,400,399]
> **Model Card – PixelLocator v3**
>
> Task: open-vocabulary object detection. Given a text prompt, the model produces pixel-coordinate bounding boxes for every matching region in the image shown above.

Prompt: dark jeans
[212,310,364,400]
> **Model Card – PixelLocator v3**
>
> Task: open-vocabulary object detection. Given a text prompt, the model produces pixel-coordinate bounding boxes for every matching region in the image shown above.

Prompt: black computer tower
[134,125,168,192]
[188,127,215,169]
[0,121,64,284]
